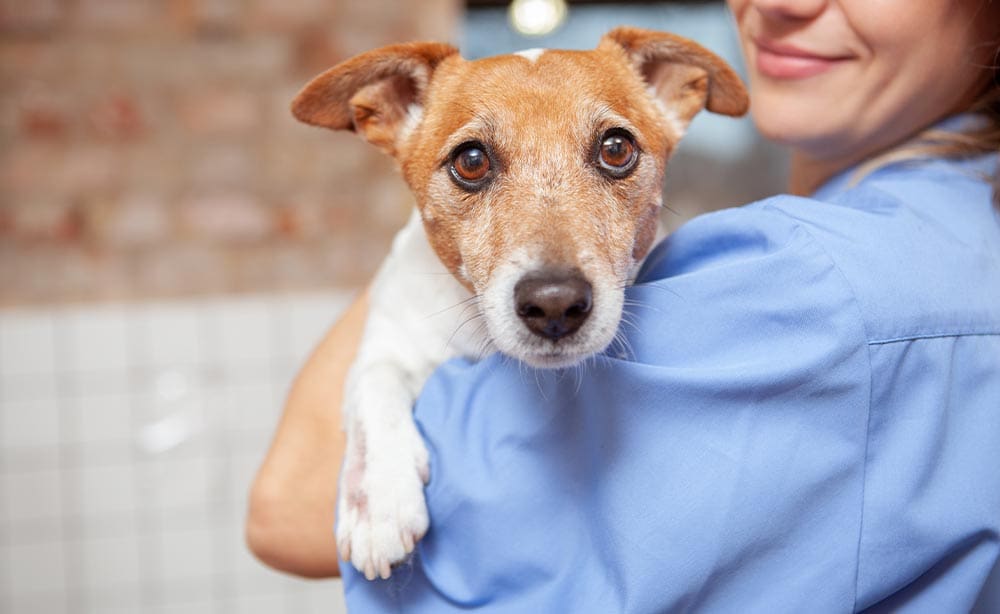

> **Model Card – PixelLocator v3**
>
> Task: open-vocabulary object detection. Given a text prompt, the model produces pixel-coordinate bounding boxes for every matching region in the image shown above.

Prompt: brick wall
[0,0,460,306]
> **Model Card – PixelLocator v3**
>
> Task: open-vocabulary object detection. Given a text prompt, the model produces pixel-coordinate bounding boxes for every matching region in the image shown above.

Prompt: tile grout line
[131,303,161,611]
[206,299,236,614]
[0,313,9,613]
[54,307,83,614]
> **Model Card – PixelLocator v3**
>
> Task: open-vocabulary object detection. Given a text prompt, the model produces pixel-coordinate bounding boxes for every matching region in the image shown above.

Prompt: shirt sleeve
[340,201,874,613]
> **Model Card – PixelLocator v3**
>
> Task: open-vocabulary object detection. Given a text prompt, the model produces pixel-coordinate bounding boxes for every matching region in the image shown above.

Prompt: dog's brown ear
[291,42,459,155]
[601,27,748,132]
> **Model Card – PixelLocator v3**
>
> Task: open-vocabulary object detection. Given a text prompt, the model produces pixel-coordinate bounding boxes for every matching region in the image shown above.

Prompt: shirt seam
[760,203,874,613]
[868,330,1000,345]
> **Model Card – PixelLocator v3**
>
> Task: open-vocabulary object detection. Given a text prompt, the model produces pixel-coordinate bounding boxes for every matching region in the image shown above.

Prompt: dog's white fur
[336,210,484,579]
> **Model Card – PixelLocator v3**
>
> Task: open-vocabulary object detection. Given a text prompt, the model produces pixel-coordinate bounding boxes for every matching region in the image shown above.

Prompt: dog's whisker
[446,312,485,349]
[621,334,637,361]
[606,327,637,362]
[532,364,558,402]
[617,321,640,338]
[468,321,493,362]
[475,337,494,363]
[622,297,666,317]
[572,362,585,396]
[635,283,684,300]
[516,357,531,388]
[619,313,642,329]
[479,333,494,355]
[424,293,483,320]
[618,307,642,322]
[454,293,483,310]
[454,305,485,333]
[412,270,463,277]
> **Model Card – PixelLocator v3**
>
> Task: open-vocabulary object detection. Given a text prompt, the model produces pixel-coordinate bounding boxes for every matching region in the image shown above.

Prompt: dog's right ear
[600,27,748,135]
[291,42,458,155]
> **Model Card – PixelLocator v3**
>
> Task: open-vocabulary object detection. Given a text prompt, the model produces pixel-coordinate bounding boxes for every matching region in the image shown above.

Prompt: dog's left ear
[291,41,459,155]
[601,27,749,133]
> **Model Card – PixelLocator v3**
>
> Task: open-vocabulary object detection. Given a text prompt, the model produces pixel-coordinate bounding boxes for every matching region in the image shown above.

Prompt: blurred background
[0,0,786,612]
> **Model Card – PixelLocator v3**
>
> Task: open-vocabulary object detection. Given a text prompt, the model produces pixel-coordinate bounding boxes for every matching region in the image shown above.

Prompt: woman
[248,0,1000,611]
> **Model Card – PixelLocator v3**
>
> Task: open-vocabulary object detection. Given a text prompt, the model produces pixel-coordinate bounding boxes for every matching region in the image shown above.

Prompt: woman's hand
[245,290,369,578]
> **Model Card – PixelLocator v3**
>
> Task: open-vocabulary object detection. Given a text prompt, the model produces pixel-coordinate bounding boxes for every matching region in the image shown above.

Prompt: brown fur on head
[293,27,747,366]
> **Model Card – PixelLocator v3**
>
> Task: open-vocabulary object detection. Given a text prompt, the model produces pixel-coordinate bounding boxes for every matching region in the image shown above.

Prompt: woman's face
[727,0,999,163]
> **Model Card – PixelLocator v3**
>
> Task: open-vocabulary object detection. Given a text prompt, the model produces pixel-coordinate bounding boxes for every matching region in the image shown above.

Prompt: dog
[292,26,748,580]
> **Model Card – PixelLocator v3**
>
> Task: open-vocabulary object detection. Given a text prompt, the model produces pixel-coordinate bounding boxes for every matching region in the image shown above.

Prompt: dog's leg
[337,360,431,580]
[336,210,481,579]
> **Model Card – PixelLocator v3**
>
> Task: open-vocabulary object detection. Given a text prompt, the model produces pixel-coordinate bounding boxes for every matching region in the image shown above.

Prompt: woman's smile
[752,37,853,80]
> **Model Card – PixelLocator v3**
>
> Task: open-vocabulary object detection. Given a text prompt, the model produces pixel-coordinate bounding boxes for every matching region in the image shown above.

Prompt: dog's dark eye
[597,130,639,177]
[450,144,491,187]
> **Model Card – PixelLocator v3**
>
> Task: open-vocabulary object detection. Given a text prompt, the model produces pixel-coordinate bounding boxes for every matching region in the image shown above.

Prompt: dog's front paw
[336,427,430,580]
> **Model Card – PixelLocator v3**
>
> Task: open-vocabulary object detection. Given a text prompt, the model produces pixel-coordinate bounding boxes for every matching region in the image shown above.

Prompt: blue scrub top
[340,147,1000,612]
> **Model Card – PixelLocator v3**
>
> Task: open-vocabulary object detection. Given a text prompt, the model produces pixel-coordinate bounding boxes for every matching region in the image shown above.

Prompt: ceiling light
[509,0,568,37]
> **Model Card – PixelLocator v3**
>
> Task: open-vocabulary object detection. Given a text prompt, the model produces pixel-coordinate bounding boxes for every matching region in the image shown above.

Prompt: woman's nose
[749,0,828,21]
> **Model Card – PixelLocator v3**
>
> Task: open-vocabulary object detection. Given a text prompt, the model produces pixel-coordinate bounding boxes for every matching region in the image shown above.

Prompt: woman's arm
[245,290,369,578]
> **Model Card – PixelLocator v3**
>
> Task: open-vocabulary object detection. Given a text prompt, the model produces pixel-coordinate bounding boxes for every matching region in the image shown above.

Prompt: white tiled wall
[0,292,355,613]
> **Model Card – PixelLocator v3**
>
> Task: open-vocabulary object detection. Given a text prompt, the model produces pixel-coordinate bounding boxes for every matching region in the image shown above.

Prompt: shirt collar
[810,113,996,201]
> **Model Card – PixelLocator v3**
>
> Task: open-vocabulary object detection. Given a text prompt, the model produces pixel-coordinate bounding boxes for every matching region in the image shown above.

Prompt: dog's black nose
[514,272,593,341]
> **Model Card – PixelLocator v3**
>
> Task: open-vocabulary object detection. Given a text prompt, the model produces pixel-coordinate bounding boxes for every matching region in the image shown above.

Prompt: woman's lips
[753,38,851,80]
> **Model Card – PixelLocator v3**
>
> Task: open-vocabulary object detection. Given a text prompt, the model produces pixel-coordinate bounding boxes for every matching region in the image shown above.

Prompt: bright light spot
[509,0,568,37]
[139,409,203,454]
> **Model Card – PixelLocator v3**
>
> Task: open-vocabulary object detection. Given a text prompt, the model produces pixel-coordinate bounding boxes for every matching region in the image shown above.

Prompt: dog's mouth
[518,348,593,369]
[506,318,619,368]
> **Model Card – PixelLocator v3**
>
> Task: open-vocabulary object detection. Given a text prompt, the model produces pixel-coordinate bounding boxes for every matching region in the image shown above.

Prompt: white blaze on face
[514,48,547,63]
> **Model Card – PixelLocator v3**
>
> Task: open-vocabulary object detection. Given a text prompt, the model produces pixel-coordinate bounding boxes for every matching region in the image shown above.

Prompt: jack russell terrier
[292,26,748,580]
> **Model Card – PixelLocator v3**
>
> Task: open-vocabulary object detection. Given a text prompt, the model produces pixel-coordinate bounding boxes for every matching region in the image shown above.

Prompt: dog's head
[293,27,748,368]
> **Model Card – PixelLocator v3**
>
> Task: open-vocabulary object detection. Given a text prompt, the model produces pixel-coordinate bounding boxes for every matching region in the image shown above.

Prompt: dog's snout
[514,272,593,341]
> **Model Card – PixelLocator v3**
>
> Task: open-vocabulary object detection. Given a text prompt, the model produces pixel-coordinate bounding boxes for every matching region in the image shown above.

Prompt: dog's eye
[450,144,491,187]
[597,130,638,177]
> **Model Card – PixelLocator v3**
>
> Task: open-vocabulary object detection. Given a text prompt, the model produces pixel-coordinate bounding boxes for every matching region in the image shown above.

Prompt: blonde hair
[853,27,1000,207]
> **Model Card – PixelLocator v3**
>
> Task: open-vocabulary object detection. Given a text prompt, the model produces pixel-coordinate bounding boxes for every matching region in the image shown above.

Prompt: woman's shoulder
[630,202,866,370]
[784,153,998,342]
[641,153,1000,346]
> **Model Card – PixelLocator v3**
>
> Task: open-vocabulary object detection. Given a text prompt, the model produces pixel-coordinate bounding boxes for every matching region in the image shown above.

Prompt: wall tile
[4,539,67,592]
[8,593,70,614]
[214,298,273,367]
[80,534,142,589]
[156,527,216,583]
[1,397,61,448]
[2,468,62,523]
[64,304,133,373]
[282,291,352,361]
[0,310,56,376]
[72,390,133,444]
[138,304,206,369]
[74,463,137,519]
